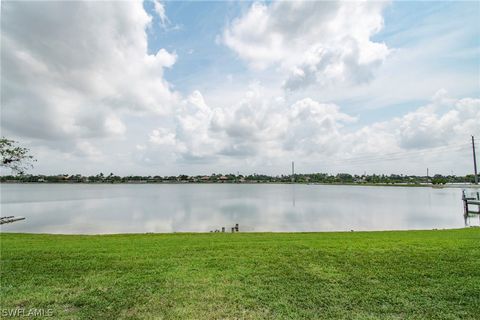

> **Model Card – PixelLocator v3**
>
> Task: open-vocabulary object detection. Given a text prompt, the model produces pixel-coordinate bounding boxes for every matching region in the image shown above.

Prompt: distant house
[127,180,147,184]
[56,174,70,182]
[201,176,210,182]
[219,176,228,182]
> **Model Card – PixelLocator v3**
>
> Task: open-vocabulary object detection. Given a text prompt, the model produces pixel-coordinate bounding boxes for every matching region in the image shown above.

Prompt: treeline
[1,172,478,184]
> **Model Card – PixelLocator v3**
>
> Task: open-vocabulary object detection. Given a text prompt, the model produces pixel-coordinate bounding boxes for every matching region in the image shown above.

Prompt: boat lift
[463,189,480,226]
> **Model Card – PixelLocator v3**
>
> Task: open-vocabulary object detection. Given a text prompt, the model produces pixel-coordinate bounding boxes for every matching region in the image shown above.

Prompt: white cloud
[104,115,127,136]
[136,144,147,151]
[176,91,219,157]
[152,0,169,28]
[283,98,356,155]
[2,1,477,176]
[393,92,480,150]
[73,141,104,162]
[139,88,478,174]
[1,1,178,147]
[149,128,176,146]
[146,86,355,162]
[223,1,390,90]
[333,90,480,174]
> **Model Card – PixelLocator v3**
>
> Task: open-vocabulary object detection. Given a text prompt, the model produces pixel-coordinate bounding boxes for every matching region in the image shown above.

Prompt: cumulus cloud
[2,1,477,176]
[223,1,390,90]
[283,98,356,155]
[342,90,480,168]
[147,86,357,163]
[174,90,222,160]
[142,88,478,174]
[1,1,178,147]
[394,92,480,150]
[73,141,104,162]
[149,128,176,146]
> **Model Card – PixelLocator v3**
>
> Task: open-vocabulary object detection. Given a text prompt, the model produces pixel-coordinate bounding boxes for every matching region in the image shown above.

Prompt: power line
[322,143,470,165]
[340,142,469,159]
[338,147,468,165]
[308,143,472,169]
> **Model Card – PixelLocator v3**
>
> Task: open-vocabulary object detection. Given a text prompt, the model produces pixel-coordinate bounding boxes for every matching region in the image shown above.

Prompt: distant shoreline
[1,181,479,188]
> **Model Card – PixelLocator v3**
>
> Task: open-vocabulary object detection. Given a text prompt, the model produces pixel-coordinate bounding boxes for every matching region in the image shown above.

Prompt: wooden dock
[0,216,26,225]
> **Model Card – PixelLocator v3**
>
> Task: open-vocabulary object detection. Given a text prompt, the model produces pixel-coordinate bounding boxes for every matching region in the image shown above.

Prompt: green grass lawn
[1,229,479,319]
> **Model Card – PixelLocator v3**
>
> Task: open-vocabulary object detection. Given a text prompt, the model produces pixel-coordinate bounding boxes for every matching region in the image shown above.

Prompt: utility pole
[291,161,295,183]
[472,136,478,184]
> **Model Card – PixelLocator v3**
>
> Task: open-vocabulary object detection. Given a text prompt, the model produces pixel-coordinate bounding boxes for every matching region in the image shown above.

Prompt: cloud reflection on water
[0,184,471,234]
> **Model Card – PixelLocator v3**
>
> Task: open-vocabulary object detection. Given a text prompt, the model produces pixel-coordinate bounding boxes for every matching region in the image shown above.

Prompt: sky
[1,0,479,176]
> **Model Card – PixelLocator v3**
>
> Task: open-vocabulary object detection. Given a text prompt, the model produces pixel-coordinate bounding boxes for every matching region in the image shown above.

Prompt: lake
[0,183,477,234]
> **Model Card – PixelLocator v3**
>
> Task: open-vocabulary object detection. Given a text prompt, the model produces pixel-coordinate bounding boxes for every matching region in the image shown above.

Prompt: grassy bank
[1,229,479,319]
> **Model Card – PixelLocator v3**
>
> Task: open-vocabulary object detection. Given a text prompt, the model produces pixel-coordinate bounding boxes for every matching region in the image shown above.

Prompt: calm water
[0,184,475,234]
